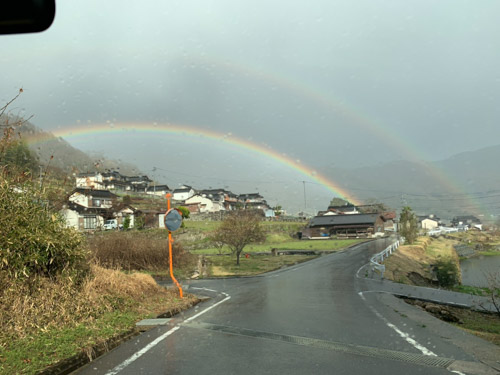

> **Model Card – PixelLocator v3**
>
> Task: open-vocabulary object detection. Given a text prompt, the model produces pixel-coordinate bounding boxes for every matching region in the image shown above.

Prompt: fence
[370,240,401,277]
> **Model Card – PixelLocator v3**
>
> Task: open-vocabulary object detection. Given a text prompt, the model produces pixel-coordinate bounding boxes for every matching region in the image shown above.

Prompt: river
[460,255,500,288]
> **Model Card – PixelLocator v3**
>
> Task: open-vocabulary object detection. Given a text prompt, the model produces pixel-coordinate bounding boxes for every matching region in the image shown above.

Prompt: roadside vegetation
[0,96,198,374]
[383,234,500,345]
[87,230,196,279]
[383,236,460,286]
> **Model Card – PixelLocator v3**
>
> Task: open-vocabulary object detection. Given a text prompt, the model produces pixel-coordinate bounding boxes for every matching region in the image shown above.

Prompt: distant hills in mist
[324,145,500,220]
[17,121,142,176]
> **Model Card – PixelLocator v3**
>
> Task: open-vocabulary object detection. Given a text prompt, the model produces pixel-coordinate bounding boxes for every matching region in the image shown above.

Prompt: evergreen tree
[399,206,418,244]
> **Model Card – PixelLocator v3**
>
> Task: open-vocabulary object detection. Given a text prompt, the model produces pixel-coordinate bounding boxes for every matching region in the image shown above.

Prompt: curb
[38,330,139,375]
[37,297,203,375]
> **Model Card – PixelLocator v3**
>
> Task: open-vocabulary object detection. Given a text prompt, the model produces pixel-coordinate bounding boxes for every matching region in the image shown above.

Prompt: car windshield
[1,1,500,374]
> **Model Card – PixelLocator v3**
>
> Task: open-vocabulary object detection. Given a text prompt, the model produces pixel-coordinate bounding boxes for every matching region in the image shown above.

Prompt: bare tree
[483,271,500,317]
[209,231,227,255]
[212,211,266,265]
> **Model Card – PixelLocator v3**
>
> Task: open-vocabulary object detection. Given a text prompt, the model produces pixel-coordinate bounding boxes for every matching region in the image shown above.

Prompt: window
[83,215,97,230]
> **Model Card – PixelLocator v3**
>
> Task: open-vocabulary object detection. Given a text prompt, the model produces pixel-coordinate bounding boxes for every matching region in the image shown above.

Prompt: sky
[1,0,500,213]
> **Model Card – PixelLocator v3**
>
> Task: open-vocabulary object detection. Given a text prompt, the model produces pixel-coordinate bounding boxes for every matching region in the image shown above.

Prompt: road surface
[75,239,498,375]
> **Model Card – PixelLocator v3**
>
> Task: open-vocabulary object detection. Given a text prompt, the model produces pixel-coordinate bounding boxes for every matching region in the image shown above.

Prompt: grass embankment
[383,237,459,285]
[384,236,500,346]
[1,229,197,374]
[454,308,500,346]
[0,265,197,374]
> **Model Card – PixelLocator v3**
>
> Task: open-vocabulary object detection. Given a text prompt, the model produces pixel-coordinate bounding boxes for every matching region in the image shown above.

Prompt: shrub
[0,176,88,279]
[123,215,131,230]
[435,259,460,288]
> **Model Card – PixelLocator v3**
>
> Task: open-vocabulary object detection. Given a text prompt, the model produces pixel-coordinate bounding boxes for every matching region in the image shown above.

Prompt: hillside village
[60,170,483,237]
[60,170,281,231]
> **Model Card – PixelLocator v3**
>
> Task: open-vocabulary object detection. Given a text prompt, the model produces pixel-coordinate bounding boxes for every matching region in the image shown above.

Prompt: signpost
[164,193,183,298]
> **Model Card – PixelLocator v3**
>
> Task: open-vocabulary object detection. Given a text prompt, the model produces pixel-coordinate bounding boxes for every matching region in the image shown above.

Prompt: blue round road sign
[164,209,183,232]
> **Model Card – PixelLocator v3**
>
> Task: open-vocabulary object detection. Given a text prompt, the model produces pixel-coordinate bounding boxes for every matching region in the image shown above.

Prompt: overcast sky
[1,0,499,213]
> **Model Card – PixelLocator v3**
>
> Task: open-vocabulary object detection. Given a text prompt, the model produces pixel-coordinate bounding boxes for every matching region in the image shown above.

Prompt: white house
[68,188,116,208]
[421,218,439,230]
[59,205,106,230]
[185,194,223,213]
[59,208,80,229]
[419,215,440,230]
[116,206,136,228]
[172,185,195,201]
[75,172,105,190]
[61,189,118,230]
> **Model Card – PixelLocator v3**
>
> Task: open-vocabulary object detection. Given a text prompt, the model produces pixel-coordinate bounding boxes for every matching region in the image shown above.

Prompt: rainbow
[183,56,486,216]
[26,122,361,205]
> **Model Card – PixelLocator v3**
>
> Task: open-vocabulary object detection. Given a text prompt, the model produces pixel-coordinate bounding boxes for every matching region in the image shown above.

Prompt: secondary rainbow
[190,56,486,216]
[27,122,360,205]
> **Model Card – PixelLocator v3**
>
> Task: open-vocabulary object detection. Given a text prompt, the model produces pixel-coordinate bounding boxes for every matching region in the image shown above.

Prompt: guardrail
[370,240,400,277]
[427,226,465,237]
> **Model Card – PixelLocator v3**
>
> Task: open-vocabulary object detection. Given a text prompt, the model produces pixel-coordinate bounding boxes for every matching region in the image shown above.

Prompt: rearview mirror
[1,0,55,34]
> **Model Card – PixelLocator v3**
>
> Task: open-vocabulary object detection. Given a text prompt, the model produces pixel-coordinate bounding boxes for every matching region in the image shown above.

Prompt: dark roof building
[306,213,388,238]
[452,215,481,226]
[146,184,170,192]
[173,186,193,193]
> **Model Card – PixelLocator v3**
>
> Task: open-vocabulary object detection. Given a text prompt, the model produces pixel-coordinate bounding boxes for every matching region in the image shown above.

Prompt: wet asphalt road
[75,239,486,375]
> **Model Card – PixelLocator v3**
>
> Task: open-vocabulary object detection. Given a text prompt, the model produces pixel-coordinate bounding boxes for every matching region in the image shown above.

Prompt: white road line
[190,287,218,293]
[104,327,180,375]
[355,263,370,279]
[104,290,231,375]
[185,293,230,323]
[385,321,437,357]
[358,291,437,357]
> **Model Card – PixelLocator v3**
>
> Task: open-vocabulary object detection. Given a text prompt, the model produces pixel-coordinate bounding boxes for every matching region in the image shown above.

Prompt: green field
[183,220,305,233]
[179,220,366,254]
[207,254,318,276]
[191,239,365,255]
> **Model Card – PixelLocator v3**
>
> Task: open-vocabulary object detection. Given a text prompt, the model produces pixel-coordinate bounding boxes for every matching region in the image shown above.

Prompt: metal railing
[370,240,400,277]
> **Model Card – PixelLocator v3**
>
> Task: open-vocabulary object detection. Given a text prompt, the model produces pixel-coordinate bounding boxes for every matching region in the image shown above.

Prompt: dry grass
[384,237,460,285]
[0,264,198,373]
[384,238,430,284]
[87,231,196,271]
[0,264,179,343]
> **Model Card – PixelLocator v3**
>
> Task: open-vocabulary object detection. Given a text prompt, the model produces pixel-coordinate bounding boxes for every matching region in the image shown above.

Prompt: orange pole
[165,193,183,298]
[166,193,171,210]
[168,231,183,298]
